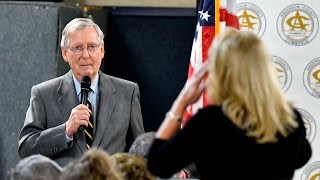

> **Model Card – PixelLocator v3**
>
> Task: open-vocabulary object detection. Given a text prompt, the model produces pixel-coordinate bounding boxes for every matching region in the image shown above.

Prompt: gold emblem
[286,11,310,31]
[310,173,320,180]
[237,3,266,37]
[239,9,257,29]
[303,57,320,99]
[272,56,292,93]
[301,161,320,180]
[277,4,318,46]
[312,69,320,84]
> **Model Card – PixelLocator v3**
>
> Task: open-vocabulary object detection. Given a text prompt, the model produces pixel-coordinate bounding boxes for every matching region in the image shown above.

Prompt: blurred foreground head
[112,152,156,180]
[129,131,156,158]
[9,154,62,180]
[62,148,123,180]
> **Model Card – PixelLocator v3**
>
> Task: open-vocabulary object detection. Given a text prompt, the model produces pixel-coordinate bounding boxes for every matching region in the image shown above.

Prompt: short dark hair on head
[129,131,156,158]
[9,154,62,180]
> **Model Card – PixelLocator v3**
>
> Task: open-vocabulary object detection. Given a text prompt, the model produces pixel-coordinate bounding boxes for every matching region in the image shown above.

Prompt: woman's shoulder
[193,105,227,122]
[199,105,223,114]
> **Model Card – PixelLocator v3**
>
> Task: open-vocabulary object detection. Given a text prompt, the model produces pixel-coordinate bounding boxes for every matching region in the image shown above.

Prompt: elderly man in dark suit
[18,18,145,166]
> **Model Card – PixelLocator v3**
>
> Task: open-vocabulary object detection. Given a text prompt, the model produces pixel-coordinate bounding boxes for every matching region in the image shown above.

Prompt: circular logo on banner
[237,3,266,38]
[277,4,319,46]
[296,108,316,143]
[272,56,292,93]
[303,57,320,99]
[301,161,320,180]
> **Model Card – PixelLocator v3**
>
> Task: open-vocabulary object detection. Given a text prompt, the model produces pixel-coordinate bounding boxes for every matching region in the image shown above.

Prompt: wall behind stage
[0,2,82,179]
[236,0,320,179]
[0,3,195,178]
[103,8,196,132]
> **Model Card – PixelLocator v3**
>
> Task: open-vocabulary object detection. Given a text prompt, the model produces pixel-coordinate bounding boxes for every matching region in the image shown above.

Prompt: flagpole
[215,0,221,35]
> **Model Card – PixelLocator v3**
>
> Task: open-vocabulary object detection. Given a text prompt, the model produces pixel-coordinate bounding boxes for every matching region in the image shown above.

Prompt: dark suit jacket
[18,70,145,166]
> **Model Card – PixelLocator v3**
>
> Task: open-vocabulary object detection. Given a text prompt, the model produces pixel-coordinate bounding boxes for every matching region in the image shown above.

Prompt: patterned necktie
[84,97,94,149]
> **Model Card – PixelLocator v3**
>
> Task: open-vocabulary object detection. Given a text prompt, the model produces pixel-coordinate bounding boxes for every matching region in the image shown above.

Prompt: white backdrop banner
[236,0,320,179]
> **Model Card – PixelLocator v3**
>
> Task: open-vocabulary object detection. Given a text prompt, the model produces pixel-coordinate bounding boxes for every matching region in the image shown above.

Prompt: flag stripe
[226,13,239,28]
[202,26,215,62]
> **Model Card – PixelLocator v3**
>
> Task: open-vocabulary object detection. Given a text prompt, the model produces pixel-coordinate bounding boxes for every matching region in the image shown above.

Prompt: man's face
[62,26,104,81]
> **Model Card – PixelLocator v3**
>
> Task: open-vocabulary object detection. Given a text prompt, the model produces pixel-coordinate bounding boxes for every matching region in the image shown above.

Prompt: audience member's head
[111,152,156,180]
[207,28,298,143]
[9,154,62,180]
[129,131,156,158]
[129,131,199,179]
[62,148,123,180]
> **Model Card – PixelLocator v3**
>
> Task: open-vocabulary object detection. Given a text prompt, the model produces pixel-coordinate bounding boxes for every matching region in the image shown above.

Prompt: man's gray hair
[60,18,104,48]
[129,131,156,158]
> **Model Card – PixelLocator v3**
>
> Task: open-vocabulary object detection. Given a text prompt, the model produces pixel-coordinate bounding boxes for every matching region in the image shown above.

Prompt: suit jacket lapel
[92,72,116,147]
[56,70,86,153]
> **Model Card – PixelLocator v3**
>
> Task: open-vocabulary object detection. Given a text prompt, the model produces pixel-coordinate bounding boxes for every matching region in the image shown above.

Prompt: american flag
[182,0,239,127]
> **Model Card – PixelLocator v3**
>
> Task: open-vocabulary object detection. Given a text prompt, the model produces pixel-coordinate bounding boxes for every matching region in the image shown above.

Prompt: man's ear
[100,43,105,59]
[61,47,68,62]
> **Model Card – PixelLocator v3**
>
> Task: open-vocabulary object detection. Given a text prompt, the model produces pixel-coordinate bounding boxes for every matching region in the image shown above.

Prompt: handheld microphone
[78,76,91,131]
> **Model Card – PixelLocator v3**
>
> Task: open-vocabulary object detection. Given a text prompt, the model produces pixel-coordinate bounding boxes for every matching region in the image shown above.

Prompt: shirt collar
[73,73,99,96]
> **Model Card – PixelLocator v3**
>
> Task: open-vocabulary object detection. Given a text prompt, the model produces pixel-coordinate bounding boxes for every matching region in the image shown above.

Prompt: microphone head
[81,76,91,90]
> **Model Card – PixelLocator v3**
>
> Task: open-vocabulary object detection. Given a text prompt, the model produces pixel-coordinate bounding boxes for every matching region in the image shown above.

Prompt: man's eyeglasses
[68,44,101,54]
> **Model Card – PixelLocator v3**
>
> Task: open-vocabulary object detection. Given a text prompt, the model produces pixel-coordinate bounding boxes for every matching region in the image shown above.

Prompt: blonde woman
[147,28,311,180]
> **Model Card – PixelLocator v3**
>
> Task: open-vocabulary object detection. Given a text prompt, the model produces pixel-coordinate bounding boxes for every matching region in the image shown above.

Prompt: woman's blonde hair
[206,28,298,143]
[62,148,123,180]
[111,153,156,180]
